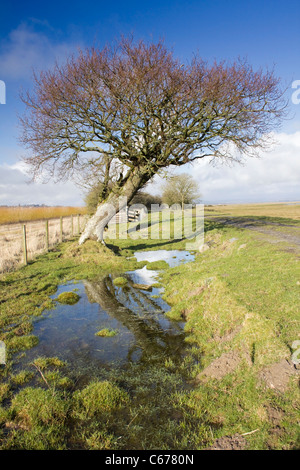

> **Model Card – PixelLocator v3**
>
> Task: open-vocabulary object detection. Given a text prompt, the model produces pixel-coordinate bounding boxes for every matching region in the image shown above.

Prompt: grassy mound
[95,328,118,337]
[112,277,128,287]
[56,291,80,305]
[146,260,169,270]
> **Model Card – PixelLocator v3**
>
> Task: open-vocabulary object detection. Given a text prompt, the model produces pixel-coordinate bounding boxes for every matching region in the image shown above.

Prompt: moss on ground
[112,277,128,287]
[146,260,169,270]
[56,291,80,305]
[95,328,118,337]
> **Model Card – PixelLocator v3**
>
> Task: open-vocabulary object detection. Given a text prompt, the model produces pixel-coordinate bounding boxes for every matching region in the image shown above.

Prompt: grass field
[205,202,300,220]
[0,203,299,450]
[0,206,87,225]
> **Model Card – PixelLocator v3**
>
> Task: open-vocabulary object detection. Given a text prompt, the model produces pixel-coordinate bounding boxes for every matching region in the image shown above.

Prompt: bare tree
[19,36,287,244]
[162,173,201,209]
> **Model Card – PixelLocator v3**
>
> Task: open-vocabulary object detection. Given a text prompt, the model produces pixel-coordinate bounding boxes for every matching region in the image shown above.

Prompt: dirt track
[207,216,300,254]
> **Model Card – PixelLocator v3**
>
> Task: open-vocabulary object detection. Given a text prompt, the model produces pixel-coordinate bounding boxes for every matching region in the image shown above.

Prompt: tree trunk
[79,166,151,245]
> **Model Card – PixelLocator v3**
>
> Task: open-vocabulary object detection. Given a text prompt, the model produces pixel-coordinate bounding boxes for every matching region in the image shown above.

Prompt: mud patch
[265,405,283,426]
[213,326,243,345]
[188,285,206,298]
[197,351,241,382]
[207,433,247,450]
[264,406,285,448]
[260,359,298,393]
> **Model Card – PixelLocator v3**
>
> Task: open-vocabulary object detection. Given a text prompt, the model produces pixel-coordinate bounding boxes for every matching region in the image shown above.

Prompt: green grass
[72,380,129,418]
[95,328,118,337]
[158,222,300,449]
[56,291,80,305]
[146,260,169,270]
[112,276,128,287]
[0,216,299,450]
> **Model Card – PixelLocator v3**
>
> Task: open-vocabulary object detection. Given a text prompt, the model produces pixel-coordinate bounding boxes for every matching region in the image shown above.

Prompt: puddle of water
[133,249,195,268]
[128,250,194,287]
[126,265,159,286]
[17,250,194,376]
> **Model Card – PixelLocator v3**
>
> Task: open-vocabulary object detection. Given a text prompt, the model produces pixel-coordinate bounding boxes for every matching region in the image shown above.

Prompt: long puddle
[17,250,195,376]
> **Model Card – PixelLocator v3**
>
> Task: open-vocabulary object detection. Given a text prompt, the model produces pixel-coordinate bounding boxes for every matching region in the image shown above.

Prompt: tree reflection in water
[84,275,186,365]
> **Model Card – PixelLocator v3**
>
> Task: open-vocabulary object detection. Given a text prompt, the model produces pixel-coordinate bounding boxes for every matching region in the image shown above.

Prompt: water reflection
[133,249,195,268]
[84,276,185,363]
[18,250,194,374]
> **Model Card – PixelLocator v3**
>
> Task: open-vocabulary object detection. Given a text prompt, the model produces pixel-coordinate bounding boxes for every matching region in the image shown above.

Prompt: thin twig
[31,362,51,389]
[241,429,259,436]
[127,413,139,428]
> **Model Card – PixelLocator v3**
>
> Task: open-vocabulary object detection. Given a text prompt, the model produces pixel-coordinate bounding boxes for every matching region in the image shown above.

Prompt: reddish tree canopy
[19,36,287,242]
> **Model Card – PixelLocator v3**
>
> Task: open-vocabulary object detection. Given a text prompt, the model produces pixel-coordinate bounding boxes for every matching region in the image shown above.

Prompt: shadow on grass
[106,219,235,254]
[106,237,186,254]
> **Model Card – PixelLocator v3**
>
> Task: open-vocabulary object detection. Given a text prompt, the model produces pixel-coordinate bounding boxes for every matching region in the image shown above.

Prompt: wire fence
[0,207,157,274]
[0,214,88,273]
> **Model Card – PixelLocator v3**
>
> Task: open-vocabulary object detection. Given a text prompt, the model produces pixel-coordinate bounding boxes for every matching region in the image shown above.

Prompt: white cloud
[0,162,84,206]
[0,22,81,81]
[0,22,85,206]
[146,131,300,203]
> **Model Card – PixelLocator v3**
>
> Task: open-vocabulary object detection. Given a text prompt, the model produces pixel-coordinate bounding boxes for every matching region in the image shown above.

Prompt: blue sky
[0,0,300,205]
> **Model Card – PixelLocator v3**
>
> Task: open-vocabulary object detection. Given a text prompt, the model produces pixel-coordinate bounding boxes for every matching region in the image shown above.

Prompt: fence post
[60,217,63,243]
[45,220,49,251]
[22,224,27,265]
[77,214,80,234]
[71,215,73,237]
